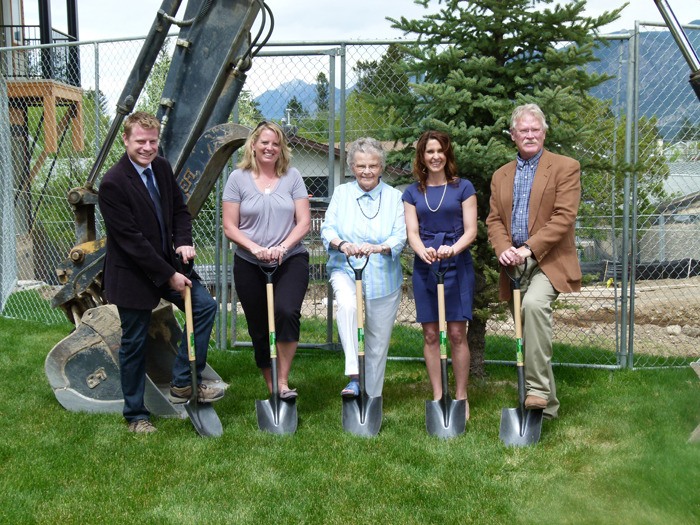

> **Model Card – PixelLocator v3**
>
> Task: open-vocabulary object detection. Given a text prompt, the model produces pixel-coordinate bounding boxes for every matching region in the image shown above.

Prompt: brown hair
[412,130,459,193]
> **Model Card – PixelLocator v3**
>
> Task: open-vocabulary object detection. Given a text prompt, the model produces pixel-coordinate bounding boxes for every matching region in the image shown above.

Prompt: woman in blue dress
[402,130,477,420]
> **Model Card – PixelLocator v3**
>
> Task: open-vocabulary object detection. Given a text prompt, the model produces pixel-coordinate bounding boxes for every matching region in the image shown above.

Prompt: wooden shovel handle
[513,288,522,340]
[184,285,195,362]
[266,282,276,359]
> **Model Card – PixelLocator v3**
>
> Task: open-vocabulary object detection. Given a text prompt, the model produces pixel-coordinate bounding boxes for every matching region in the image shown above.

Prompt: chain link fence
[623,22,700,367]
[1,23,699,369]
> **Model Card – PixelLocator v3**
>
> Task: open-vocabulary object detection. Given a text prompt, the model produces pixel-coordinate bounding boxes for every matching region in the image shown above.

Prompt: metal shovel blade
[183,379,224,438]
[180,280,223,438]
[255,397,298,435]
[185,401,223,438]
[425,398,467,439]
[499,407,543,446]
[342,393,382,437]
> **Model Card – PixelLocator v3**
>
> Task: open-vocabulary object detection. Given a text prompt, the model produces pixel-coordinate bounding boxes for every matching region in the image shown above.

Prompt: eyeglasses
[353,164,381,173]
[513,127,544,137]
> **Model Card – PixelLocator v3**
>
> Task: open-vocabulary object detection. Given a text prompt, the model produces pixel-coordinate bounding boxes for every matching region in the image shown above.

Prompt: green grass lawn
[0,316,698,524]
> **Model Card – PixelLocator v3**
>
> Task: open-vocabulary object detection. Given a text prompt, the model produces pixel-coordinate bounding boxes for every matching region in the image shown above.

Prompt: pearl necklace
[424,183,447,213]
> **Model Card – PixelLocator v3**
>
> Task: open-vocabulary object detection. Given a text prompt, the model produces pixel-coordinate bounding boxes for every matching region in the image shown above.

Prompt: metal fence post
[619,28,637,369]
[627,22,642,369]
[93,42,100,154]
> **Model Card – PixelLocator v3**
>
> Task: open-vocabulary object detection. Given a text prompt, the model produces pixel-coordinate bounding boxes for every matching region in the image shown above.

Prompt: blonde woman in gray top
[223,121,311,399]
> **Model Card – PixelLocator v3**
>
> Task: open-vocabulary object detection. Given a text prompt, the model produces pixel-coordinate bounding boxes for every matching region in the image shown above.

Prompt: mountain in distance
[589,21,700,139]
[255,78,343,121]
[255,24,700,139]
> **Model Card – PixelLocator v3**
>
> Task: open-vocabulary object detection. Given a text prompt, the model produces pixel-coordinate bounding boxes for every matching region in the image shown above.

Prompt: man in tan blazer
[486,103,581,419]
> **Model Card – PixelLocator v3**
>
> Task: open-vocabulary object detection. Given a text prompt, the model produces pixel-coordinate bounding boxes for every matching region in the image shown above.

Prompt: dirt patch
[537,278,700,358]
[303,278,700,360]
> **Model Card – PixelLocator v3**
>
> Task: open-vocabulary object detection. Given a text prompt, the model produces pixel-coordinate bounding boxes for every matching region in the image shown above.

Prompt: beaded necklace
[356,191,382,220]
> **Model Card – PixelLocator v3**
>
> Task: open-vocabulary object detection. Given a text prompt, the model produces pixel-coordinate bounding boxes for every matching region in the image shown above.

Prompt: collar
[353,179,383,200]
[128,157,152,177]
[516,149,543,170]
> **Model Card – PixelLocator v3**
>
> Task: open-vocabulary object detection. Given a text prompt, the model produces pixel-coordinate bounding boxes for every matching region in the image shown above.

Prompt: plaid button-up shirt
[511,149,543,247]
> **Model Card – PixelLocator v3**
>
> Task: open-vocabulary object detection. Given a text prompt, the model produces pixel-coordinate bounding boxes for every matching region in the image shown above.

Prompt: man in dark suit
[486,103,582,419]
[98,111,222,433]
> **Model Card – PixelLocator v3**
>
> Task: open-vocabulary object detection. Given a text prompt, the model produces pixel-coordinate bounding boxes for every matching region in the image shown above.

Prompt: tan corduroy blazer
[486,149,582,301]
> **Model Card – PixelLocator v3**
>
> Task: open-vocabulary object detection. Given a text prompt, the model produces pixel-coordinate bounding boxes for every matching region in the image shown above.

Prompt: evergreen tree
[384,0,624,376]
[84,89,109,117]
[355,43,410,99]
[347,44,412,141]
[137,41,172,115]
[676,117,700,142]
[286,95,308,125]
[235,89,264,128]
[302,72,332,143]
[315,71,330,113]
[82,89,111,156]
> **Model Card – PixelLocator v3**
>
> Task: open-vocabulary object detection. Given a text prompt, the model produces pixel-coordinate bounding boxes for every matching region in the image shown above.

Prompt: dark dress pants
[118,278,217,422]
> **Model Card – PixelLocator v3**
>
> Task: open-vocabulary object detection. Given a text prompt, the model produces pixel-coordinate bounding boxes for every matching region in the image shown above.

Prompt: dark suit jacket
[98,153,192,309]
[486,148,582,301]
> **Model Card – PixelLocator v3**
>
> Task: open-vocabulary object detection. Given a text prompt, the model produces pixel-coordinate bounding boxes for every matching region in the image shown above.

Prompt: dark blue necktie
[143,167,168,254]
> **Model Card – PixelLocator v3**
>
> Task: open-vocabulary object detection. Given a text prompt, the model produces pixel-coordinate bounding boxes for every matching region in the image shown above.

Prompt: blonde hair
[237,121,292,176]
[123,111,161,137]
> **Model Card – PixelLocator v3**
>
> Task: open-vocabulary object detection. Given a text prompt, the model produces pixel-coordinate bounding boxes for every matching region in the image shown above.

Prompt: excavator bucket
[45,302,227,417]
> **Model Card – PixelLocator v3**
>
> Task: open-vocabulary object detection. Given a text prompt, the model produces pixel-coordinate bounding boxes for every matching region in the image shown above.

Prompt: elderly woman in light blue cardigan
[321,137,406,398]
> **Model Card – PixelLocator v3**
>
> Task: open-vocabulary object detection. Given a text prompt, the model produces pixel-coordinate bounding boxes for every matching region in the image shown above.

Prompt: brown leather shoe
[524,395,547,410]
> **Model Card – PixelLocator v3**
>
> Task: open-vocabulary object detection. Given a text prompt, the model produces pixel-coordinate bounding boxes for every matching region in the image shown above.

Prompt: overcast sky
[26,0,700,42]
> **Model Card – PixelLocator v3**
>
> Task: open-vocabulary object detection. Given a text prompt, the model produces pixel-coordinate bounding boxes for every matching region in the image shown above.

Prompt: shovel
[499,267,543,446]
[425,263,466,438]
[342,254,382,437]
[255,263,298,435]
[178,256,223,438]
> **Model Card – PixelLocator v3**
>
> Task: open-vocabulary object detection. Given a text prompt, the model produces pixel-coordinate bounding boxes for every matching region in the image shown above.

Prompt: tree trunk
[467,252,494,380]
[468,316,487,378]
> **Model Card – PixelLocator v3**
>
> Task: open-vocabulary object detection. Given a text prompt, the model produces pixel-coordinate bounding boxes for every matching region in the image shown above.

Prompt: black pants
[234,252,309,368]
